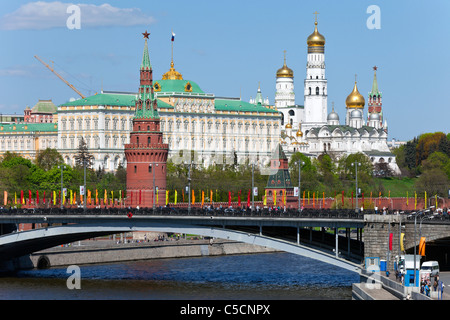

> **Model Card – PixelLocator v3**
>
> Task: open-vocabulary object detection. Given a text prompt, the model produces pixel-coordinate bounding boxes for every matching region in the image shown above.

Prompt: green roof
[215,99,279,114]
[32,100,57,114]
[59,93,136,107]
[0,123,57,133]
[154,79,204,94]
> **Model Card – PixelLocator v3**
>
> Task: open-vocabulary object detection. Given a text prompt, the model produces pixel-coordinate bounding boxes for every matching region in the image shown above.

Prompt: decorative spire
[370,66,380,96]
[141,30,151,70]
[135,31,159,120]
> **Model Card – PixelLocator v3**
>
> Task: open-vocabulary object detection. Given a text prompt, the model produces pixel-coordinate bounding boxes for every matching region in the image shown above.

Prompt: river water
[0,252,358,300]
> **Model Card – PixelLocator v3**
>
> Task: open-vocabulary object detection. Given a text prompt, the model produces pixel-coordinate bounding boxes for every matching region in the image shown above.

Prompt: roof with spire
[369,66,382,97]
[134,31,159,120]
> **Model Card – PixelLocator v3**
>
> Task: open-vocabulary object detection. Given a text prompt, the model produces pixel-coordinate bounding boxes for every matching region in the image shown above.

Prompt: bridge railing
[0,207,371,219]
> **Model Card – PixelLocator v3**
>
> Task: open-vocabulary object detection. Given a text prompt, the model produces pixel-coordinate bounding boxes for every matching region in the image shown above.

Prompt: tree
[415,168,449,197]
[416,132,449,167]
[74,137,94,168]
[36,148,63,171]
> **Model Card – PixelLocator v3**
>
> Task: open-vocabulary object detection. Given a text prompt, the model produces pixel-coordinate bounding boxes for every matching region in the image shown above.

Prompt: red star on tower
[142,30,150,39]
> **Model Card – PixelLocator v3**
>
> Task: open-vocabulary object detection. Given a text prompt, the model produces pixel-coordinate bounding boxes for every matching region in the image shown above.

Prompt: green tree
[74,137,94,168]
[35,148,63,171]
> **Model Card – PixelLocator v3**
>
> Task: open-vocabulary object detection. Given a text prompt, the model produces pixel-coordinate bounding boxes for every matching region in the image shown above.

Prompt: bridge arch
[0,221,361,273]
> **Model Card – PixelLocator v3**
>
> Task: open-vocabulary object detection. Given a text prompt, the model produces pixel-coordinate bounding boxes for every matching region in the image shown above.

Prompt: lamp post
[297,161,305,212]
[184,161,192,214]
[83,159,87,212]
[251,163,255,212]
[412,211,433,286]
[351,161,361,212]
[150,163,159,211]
[58,165,66,210]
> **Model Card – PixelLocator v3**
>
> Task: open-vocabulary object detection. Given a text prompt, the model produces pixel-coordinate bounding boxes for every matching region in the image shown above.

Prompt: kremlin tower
[125,31,169,208]
[367,66,384,129]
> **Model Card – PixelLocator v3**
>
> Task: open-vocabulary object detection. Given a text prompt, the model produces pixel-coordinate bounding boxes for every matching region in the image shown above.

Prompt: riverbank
[25,238,279,270]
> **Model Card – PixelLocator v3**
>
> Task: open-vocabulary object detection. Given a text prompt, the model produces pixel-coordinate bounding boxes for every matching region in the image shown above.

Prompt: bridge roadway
[0,208,367,273]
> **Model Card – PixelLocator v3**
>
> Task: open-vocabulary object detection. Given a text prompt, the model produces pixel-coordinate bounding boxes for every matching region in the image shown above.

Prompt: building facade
[53,36,281,170]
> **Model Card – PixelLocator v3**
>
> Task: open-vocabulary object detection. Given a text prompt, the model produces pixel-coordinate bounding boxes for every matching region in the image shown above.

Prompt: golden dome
[296,129,303,137]
[276,52,294,78]
[307,21,325,47]
[162,61,183,80]
[345,81,365,109]
[285,123,292,129]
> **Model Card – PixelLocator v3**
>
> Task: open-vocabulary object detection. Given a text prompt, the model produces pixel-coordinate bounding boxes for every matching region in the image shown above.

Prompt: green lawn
[375,177,417,197]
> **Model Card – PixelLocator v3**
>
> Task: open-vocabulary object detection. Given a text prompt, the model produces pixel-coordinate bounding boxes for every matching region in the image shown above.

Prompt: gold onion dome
[285,123,292,129]
[307,21,325,47]
[276,57,294,78]
[345,81,365,109]
[162,60,183,80]
[296,129,303,137]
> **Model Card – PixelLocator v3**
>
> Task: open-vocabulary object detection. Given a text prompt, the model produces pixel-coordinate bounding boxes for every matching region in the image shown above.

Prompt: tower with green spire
[125,31,169,208]
[134,30,159,120]
[368,66,383,114]
[367,66,384,129]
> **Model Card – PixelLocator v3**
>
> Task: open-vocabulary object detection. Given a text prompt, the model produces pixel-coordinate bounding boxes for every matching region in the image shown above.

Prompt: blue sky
[0,0,449,141]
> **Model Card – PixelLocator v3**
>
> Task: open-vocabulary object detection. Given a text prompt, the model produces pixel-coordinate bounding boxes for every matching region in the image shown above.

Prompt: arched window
[148,137,151,145]
[316,87,320,95]
[309,87,312,95]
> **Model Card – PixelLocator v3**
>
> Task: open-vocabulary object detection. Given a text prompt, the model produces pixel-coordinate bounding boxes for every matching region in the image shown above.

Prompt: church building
[278,14,400,174]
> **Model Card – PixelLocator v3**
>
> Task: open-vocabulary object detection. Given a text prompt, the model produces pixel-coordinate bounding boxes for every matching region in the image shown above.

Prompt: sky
[0,0,449,141]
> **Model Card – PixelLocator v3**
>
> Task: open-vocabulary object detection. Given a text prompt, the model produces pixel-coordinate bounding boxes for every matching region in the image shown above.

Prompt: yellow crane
[34,55,86,99]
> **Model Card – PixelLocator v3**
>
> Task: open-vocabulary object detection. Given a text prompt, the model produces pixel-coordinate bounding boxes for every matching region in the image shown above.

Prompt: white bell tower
[303,12,327,131]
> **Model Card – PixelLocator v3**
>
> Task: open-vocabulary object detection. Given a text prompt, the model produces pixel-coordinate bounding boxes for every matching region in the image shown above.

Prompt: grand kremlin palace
[0,59,281,171]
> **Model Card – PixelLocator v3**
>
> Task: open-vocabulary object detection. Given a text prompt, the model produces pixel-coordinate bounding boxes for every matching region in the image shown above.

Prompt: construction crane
[34,55,86,99]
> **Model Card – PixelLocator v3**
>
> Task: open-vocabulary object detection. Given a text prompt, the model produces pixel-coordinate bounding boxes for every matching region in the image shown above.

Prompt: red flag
[228,191,231,207]
[238,190,241,207]
[139,190,142,205]
[389,233,393,251]
[36,190,39,205]
[247,189,251,208]
[342,191,344,206]
[43,191,46,204]
[28,190,32,204]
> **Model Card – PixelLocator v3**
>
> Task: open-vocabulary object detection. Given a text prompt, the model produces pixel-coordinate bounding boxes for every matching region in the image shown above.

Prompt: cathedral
[275,15,400,174]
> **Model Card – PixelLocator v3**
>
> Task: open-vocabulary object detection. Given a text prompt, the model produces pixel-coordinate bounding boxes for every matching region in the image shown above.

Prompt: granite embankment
[28,238,278,269]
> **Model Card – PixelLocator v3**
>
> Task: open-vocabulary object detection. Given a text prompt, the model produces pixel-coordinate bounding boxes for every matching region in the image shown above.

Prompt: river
[0,252,358,300]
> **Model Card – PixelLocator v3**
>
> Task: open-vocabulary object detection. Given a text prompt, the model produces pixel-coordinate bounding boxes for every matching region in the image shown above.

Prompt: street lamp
[58,165,66,210]
[251,162,255,212]
[297,161,305,212]
[149,163,159,211]
[412,211,433,287]
[351,161,361,212]
[184,161,193,214]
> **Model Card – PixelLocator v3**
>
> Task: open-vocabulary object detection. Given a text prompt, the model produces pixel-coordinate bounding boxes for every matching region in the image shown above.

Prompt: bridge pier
[363,214,403,272]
